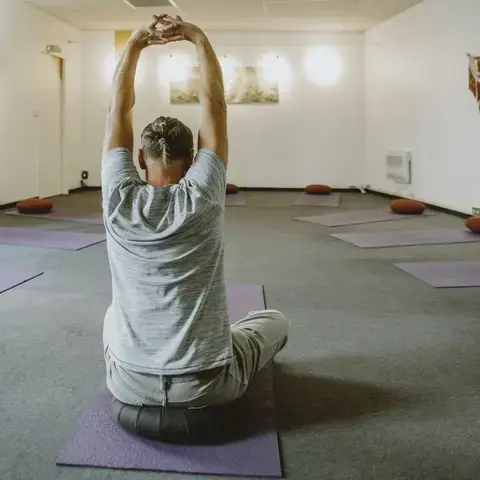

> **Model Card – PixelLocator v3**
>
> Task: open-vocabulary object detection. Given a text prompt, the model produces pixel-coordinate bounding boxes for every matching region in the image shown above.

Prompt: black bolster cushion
[110,399,233,445]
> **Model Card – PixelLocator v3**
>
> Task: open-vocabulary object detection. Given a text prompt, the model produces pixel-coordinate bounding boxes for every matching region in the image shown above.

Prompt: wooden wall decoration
[468,54,480,111]
[114,31,134,122]
[51,56,64,80]
[115,30,133,59]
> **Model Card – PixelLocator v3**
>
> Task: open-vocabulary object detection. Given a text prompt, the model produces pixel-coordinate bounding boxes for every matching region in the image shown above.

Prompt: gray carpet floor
[1,191,480,480]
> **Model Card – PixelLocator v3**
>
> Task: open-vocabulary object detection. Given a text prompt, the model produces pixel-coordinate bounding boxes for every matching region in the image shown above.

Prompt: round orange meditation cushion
[16,198,54,215]
[226,184,238,195]
[390,199,425,215]
[465,216,480,234]
[305,185,332,195]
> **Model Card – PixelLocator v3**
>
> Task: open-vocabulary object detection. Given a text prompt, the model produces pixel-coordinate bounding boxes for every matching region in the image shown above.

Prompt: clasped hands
[130,14,205,51]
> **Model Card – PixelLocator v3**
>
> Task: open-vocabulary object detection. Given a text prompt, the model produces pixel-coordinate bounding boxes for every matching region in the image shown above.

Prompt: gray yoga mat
[0,227,106,250]
[394,261,480,288]
[294,192,340,207]
[226,192,247,206]
[5,208,104,225]
[0,267,44,294]
[56,284,282,478]
[295,208,434,226]
[330,228,480,249]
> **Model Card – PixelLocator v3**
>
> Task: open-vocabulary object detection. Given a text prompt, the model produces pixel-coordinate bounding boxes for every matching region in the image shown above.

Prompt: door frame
[38,52,66,198]
[53,54,68,195]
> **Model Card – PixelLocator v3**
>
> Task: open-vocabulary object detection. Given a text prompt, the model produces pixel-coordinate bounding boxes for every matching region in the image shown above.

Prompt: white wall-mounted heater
[386,150,412,184]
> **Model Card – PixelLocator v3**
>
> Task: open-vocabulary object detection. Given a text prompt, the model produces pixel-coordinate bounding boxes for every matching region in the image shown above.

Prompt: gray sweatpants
[105,309,288,408]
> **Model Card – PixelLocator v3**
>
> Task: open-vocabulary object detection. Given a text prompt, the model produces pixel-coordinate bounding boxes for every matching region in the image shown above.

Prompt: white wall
[82,31,114,188]
[82,31,365,188]
[0,0,83,205]
[365,0,480,214]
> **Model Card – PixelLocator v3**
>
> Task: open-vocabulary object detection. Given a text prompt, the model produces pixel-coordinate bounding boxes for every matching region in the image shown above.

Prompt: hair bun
[153,121,167,135]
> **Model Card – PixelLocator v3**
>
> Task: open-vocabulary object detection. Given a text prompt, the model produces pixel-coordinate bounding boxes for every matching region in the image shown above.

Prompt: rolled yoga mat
[225,192,247,206]
[295,208,435,226]
[0,227,106,251]
[293,192,340,207]
[0,267,44,294]
[330,228,480,249]
[56,284,282,478]
[5,209,104,225]
[394,261,480,288]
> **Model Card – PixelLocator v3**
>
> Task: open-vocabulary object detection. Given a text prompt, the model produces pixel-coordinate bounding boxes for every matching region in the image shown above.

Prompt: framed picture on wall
[170,66,279,104]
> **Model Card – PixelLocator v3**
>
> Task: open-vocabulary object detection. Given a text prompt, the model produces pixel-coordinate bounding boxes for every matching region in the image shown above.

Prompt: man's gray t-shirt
[101,147,233,375]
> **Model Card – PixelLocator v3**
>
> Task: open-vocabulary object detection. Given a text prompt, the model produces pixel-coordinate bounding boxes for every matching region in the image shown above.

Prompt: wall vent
[123,0,174,8]
[386,150,412,184]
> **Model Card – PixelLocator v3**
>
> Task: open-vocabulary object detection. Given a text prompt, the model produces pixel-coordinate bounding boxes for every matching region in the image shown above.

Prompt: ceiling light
[304,46,343,86]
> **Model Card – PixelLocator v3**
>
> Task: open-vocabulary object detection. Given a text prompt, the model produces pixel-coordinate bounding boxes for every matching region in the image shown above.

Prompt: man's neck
[146,164,185,187]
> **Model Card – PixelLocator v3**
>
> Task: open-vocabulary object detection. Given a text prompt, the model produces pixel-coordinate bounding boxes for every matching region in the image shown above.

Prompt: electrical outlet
[472,206,480,216]
[81,171,89,180]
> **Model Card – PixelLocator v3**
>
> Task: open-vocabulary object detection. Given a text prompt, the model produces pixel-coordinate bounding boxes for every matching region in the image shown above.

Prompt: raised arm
[152,15,228,167]
[103,41,140,153]
[104,19,182,153]
[195,35,228,166]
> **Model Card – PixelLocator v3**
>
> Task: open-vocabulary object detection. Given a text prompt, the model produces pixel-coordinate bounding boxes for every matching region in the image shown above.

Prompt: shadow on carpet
[273,362,417,429]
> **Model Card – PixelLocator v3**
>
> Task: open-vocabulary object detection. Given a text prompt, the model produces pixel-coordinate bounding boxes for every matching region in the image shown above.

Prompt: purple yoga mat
[4,209,104,225]
[293,193,340,207]
[295,208,435,226]
[0,267,44,294]
[394,261,480,288]
[0,227,106,250]
[56,284,282,478]
[330,228,480,249]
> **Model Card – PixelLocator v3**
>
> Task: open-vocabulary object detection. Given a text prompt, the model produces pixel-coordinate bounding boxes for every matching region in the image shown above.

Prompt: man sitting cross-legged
[102,14,289,409]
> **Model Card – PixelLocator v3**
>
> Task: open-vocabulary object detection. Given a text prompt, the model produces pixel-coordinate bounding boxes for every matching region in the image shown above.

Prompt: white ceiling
[25,0,425,32]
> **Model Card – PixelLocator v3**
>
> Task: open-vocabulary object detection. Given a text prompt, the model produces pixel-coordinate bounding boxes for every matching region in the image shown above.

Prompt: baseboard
[69,186,102,194]
[334,188,359,193]
[67,185,358,194]
[239,187,301,192]
[0,189,101,210]
[239,187,358,193]
[0,201,19,211]
[366,188,470,219]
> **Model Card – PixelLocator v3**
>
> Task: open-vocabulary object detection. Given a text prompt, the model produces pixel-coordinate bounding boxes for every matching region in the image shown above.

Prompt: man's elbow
[206,100,227,121]
[109,104,130,119]
[216,99,227,113]
[203,92,227,111]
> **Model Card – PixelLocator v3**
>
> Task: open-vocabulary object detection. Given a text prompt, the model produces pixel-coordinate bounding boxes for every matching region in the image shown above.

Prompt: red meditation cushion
[226,184,238,195]
[305,185,333,195]
[16,198,54,214]
[465,216,480,234]
[390,199,425,215]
